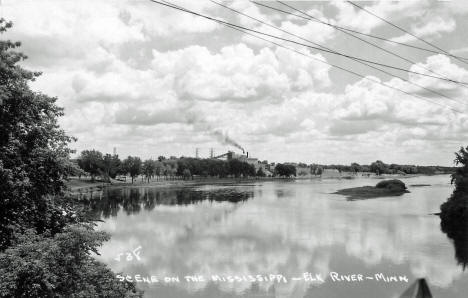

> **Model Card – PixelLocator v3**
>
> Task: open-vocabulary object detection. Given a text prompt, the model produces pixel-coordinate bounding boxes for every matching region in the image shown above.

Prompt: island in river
[334,179,410,200]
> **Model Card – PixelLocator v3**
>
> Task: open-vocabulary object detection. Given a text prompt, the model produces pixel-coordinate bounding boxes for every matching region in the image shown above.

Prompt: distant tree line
[76,151,270,182]
[77,150,185,183]
[310,160,455,176]
[76,150,456,182]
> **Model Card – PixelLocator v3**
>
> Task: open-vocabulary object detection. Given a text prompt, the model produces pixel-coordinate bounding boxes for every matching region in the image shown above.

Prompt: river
[78,175,468,298]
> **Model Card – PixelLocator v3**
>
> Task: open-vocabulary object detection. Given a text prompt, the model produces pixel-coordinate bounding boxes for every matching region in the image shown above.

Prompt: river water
[81,175,468,298]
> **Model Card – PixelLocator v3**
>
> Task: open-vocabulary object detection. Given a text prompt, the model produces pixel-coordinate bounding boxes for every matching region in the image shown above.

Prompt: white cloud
[5,0,468,164]
[390,16,456,43]
[151,43,331,102]
[332,0,428,34]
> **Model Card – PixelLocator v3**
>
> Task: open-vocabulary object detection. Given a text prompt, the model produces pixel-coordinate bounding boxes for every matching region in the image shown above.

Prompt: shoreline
[66,173,449,193]
[66,177,295,194]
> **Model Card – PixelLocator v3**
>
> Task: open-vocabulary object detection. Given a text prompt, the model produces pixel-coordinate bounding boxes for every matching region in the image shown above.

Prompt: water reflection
[78,186,254,219]
[441,215,468,270]
[89,176,468,298]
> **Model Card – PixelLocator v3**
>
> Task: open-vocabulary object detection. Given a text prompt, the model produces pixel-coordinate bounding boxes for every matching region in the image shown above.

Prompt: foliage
[274,163,296,177]
[175,157,256,178]
[0,224,141,298]
[182,168,192,180]
[0,19,143,297]
[0,18,75,248]
[375,179,407,191]
[77,150,104,181]
[77,150,121,181]
[335,180,409,201]
[122,156,142,183]
[142,159,156,182]
[440,146,468,269]
[256,167,266,177]
[350,163,361,173]
[441,146,468,224]
[370,160,387,175]
[103,153,121,180]
[228,159,255,178]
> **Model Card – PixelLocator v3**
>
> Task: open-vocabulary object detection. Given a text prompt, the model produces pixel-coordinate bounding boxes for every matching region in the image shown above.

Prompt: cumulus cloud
[390,16,456,43]
[151,43,331,102]
[331,0,428,34]
[4,0,468,164]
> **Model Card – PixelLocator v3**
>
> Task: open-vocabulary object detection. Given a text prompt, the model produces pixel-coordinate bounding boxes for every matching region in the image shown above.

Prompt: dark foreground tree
[440,146,468,269]
[0,19,141,297]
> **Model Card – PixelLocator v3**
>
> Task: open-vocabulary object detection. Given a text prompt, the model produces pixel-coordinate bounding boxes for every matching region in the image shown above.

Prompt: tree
[316,166,323,176]
[256,167,266,177]
[142,159,156,183]
[77,150,104,181]
[122,156,142,183]
[0,19,75,248]
[440,146,468,268]
[370,160,388,175]
[0,225,141,297]
[350,162,361,173]
[102,153,121,181]
[275,163,296,177]
[182,168,192,180]
[0,19,142,297]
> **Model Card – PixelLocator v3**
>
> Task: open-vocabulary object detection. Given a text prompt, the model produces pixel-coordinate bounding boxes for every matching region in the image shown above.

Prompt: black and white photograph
[1,0,468,297]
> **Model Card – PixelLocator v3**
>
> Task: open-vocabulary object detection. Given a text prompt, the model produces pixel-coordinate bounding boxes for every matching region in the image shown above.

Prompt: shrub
[375,179,407,191]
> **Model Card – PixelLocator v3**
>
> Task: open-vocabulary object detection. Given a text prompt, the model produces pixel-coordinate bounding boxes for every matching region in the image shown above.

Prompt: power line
[210,0,466,107]
[346,0,468,67]
[149,0,462,114]
[273,0,468,91]
[249,0,468,62]
[156,0,467,87]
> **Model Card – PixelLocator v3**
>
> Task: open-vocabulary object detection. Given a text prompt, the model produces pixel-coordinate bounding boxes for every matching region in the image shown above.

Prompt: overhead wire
[346,0,468,67]
[152,0,468,86]
[248,1,468,62]
[270,0,468,91]
[209,0,466,107]
[149,0,463,114]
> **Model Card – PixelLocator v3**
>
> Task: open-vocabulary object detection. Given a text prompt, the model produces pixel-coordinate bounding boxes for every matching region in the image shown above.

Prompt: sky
[2,0,468,165]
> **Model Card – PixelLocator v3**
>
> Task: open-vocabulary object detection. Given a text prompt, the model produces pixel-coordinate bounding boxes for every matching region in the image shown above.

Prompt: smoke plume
[212,130,245,153]
[186,113,245,153]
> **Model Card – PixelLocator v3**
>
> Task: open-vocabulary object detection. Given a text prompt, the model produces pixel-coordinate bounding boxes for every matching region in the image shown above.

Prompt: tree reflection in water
[441,216,468,270]
[77,187,254,219]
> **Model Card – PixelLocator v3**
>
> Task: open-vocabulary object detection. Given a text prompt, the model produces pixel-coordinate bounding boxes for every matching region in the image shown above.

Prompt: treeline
[176,157,256,178]
[76,150,455,183]
[75,151,269,182]
[76,150,178,183]
[310,160,455,176]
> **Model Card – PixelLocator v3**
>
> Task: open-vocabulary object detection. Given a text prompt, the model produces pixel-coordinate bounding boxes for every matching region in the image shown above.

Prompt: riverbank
[66,176,295,193]
[66,174,447,193]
